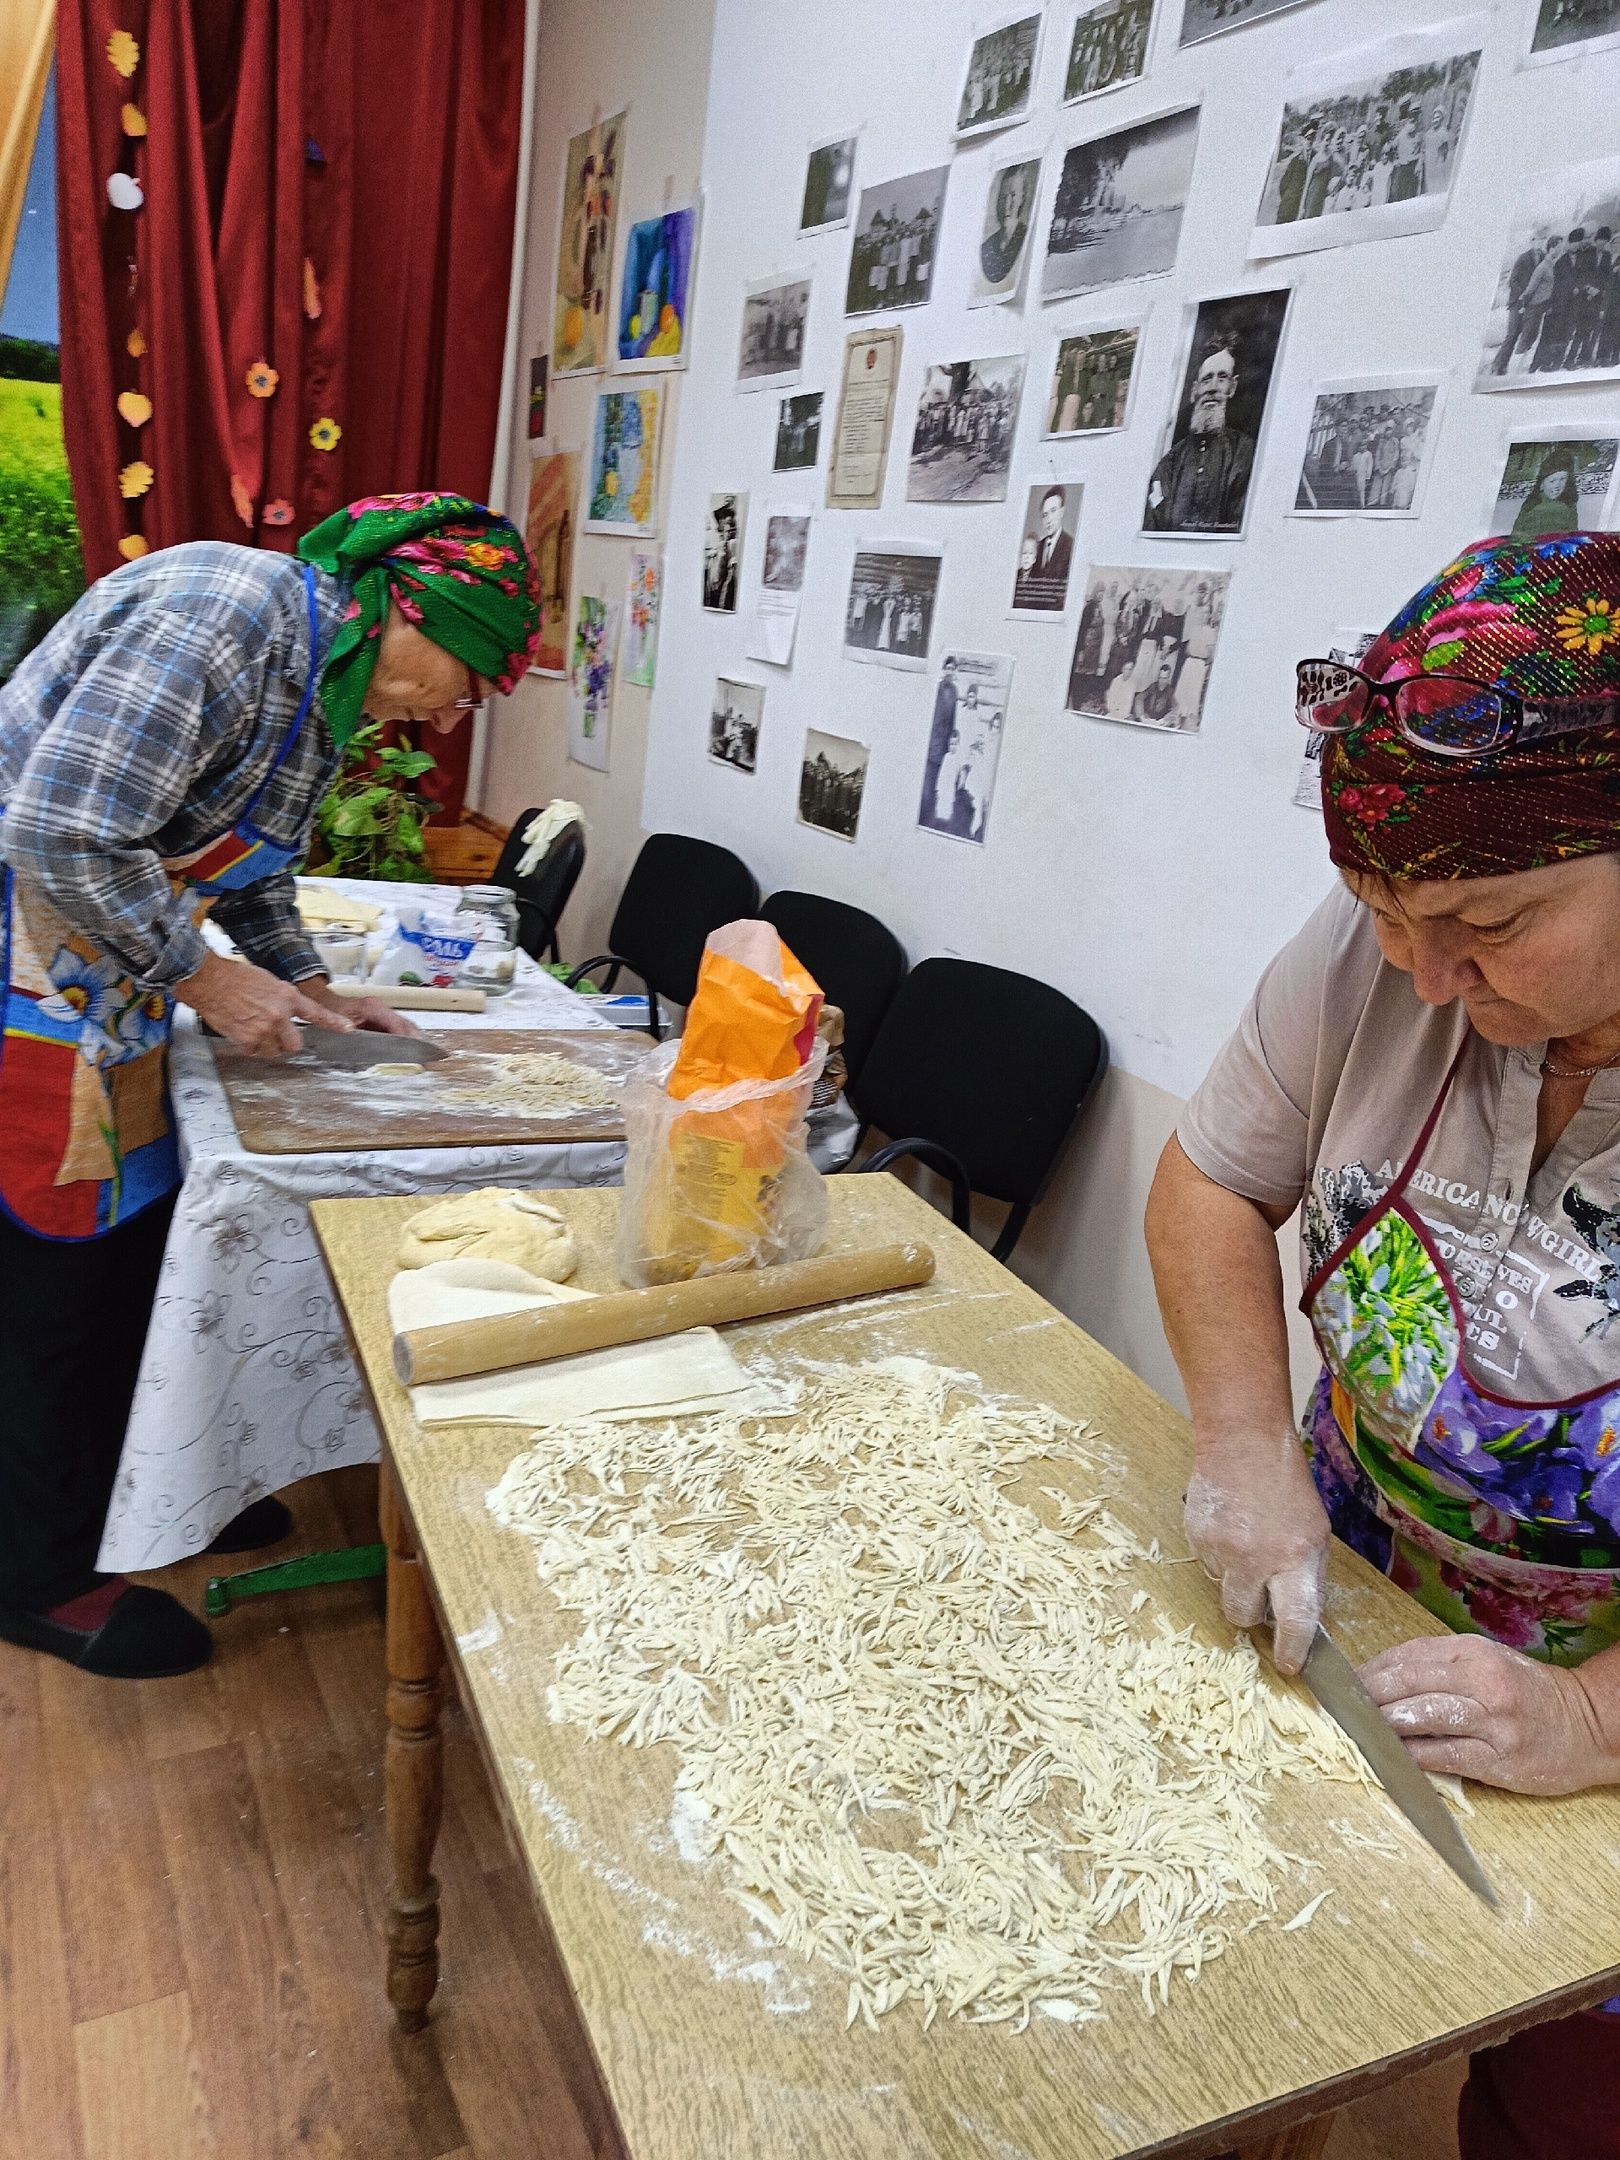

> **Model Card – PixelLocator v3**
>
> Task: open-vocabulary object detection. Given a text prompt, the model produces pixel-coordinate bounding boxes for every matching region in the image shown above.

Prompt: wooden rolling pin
[325,981,486,1012]
[393,1240,936,1386]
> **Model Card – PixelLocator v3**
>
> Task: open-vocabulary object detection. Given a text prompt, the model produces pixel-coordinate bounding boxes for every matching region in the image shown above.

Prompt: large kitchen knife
[290,1023,447,1070]
[1301,1625,1498,1908]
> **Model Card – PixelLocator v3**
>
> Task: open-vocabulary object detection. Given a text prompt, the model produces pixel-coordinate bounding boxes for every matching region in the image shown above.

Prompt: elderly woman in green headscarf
[0,492,539,1680]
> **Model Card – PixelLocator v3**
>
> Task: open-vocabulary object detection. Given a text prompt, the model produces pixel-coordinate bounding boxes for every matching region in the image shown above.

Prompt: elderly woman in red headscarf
[1146,531,1620,2159]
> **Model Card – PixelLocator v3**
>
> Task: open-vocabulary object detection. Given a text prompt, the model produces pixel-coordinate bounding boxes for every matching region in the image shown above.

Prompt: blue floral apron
[1302,1041,1620,1666]
[0,564,322,1240]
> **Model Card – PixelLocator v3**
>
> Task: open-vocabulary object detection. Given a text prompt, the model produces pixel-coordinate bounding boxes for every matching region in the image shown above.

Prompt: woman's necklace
[1542,1045,1620,1080]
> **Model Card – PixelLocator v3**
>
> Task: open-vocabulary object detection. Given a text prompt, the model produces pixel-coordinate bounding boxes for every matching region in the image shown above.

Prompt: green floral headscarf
[297,491,541,745]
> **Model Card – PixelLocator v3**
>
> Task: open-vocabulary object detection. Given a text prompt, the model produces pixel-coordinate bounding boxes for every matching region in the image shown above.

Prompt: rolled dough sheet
[387,1258,763,1426]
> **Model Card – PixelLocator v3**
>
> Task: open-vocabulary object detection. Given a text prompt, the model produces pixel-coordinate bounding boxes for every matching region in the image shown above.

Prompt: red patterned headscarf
[1321,532,1620,880]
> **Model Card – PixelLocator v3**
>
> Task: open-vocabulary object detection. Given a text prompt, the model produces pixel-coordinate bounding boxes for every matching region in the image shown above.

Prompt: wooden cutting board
[211,1028,649,1154]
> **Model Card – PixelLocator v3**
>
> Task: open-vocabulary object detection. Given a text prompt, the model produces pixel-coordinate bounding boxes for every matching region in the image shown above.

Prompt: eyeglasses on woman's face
[1294,658,1525,760]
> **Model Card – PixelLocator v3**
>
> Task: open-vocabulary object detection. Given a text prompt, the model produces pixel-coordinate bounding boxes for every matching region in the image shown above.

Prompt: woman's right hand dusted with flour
[1184,1433,1331,1676]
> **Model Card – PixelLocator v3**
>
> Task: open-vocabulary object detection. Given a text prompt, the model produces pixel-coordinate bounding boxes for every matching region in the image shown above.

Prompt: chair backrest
[848,957,1106,1206]
[490,810,587,961]
[759,889,906,1082]
[607,833,760,1007]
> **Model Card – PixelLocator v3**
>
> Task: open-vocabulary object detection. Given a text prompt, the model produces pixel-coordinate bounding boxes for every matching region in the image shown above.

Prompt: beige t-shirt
[1179,882,1620,1402]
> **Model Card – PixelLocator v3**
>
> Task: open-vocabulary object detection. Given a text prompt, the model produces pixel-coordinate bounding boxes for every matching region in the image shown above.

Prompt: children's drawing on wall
[968,158,1041,307]
[906,356,1025,504]
[584,386,662,535]
[1487,433,1619,538]
[1066,565,1230,732]
[843,545,943,671]
[919,651,1013,847]
[709,677,765,772]
[623,552,663,688]
[798,730,869,841]
[617,206,697,370]
[1143,288,1291,537]
[1065,0,1156,100]
[956,12,1044,140]
[845,167,949,315]
[1044,323,1141,435]
[1041,105,1200,300]
[1252,21,1484,258]
[553,111,625,376]
[527,355,549,441]
[702,492,747,612]
[747,509,811,666]
[523,451,579,677]
[1476,155,1620,391]
[1290,379,1443,517]
[774,391,824,471]
[738,276,811,390]
[1010,483,1083,617]
[568,595,619,771]
[801,133,858,235]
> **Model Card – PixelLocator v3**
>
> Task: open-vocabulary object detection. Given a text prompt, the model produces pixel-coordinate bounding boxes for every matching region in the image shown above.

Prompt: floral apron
[0,564,322,1241]
[1302,1041,1620,1667]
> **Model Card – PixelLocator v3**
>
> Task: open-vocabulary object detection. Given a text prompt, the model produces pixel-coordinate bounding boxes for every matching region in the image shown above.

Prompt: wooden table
[312,1181,1620,2160]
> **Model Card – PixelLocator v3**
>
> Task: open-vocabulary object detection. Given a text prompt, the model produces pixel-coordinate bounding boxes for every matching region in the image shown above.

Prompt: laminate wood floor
[0,1467,1462,2160]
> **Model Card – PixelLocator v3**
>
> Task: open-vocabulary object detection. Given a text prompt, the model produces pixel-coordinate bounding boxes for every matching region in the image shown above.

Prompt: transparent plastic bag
[616,1036,829,1285]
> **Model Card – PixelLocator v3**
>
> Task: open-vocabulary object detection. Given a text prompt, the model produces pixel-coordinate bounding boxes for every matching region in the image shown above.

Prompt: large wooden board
[312,1182,1620,2160]
[213,1028,648,1154]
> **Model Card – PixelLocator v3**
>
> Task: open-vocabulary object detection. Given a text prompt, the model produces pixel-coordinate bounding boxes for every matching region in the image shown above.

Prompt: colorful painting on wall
[568,594,619,771]
[584,386,662,536]
[616,207,697,370]
[553,110,625,376]
[523,451,579,677]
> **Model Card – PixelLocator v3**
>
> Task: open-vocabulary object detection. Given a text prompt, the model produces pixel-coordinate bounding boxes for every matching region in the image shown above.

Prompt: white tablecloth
[100,880,630,1570]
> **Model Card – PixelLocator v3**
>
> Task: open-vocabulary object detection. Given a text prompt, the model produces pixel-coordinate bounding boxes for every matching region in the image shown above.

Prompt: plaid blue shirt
[0,542,350,990]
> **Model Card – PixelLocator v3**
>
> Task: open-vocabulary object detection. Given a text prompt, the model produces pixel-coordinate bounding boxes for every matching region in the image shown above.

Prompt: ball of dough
[397,1189,578,1280]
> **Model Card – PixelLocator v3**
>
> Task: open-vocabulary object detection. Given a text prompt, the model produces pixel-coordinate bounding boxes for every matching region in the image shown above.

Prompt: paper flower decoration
[126,327,147,358]
[230,474,254,528]
[116,390,152,427]
[117,534,149,561]
[119,460,154,499]
[302,258,321,320]
[107,29,140,77]
[107,172,144,211]
[308,416,342,452]
[245,359,279,399]
[263,499,294,528]
[121,103,147,137]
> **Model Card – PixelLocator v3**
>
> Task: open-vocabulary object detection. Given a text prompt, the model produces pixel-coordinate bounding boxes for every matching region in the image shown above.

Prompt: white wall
[479,0,718,964]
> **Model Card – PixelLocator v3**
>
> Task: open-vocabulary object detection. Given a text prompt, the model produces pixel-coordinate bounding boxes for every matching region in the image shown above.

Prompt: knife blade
[291,1024,447,1070]
[1301,1625,1498,1908]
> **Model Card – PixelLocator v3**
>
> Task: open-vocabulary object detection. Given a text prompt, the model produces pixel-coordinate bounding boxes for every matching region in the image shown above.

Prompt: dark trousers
[0,1195,175,1609]
[1461,2010,1620,2158]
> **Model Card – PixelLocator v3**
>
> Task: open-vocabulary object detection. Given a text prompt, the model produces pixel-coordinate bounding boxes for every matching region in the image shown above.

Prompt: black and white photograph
[1488,434,1619,538]
[800,132,858,235]
[1041,105,1201,302]
[702,491,747,613]
[843,545,943,671]
[1290,380,1442,516]
[1065,0,1156,100]
[919,651,1013,847]
[907,356,1026,504]
[748,508,812,667]
[1525,0,1620,67]
[1252,20,1484,259]
[1179,0,1315,47]
[1143,289,1290,537]
[709,677,764,772]
[1476,155,1620,391]
[968,157,1042,307]
[737,276,811,390]
[774,391,824,471]
[1045,323,1141,434]
[1010,483,1083,616]
[845,166,949,315]
[1066,565,1230,731]
[956,12,1044,140]
[798,729,869,842]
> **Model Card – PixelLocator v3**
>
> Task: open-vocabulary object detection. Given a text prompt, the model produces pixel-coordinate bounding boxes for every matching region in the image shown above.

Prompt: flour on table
[440,1050,620,1115]
[489,1359,1368,2030]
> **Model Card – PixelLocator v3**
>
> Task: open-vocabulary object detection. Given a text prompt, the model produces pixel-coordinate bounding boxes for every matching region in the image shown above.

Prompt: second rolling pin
[325,981,487,1012]
[393,1240,936,1385]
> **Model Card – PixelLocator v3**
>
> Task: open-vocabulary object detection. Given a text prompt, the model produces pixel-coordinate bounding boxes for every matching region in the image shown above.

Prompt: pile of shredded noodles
[490,1358,1365,2029]
[441,1050,619,1114]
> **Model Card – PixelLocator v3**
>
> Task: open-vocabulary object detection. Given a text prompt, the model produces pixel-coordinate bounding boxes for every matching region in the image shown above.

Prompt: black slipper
[0,1581,212,1679]
[205,1495,294,1555]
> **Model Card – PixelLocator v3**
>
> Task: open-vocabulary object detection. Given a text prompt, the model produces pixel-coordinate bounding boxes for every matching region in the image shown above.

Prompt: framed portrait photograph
[1142,289,1291,538]
[968,157,1042,307]
[1010,482,1083,618]
[1487,431,1619,538]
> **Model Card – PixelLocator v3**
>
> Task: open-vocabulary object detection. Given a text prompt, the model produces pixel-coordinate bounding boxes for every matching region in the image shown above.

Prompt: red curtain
[54,0,526,819]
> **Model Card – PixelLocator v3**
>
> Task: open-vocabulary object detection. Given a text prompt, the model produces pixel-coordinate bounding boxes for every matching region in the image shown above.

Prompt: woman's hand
[1185,1432,1331,1677]
[175,951,357,1059]
[294,975,419,1038]
[1359,1633,1620,1795]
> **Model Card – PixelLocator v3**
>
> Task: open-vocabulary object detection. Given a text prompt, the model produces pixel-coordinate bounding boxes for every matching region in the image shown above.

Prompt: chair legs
[989,1203,1032,1263]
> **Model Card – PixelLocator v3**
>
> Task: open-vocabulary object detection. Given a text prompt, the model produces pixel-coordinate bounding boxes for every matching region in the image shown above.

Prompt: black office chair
[490,809,586,964]
[847,957,1107,1261]
[566,832,759,1037]
[759,890,906,1083]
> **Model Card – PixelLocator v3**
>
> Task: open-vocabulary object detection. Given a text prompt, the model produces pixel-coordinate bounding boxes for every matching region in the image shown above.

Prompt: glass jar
[454,885,520,994]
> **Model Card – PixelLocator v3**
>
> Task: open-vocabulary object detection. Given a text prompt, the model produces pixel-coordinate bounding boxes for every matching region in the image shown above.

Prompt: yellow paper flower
[308,416,342,452]
[107,28,140,77]
[119,459,154,499]
[116,389,152,427]
[1555,596,1618,657]
[121,102,147,137]
[230,474,254,528]
[127,327,147,359]
[245,358,279,399]
[117,533,149,561]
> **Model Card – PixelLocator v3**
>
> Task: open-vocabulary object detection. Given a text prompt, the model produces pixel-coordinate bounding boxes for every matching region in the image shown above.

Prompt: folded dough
[398,1188,578,1280]
[295,883,385,931]
[387,1258,761,1427]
